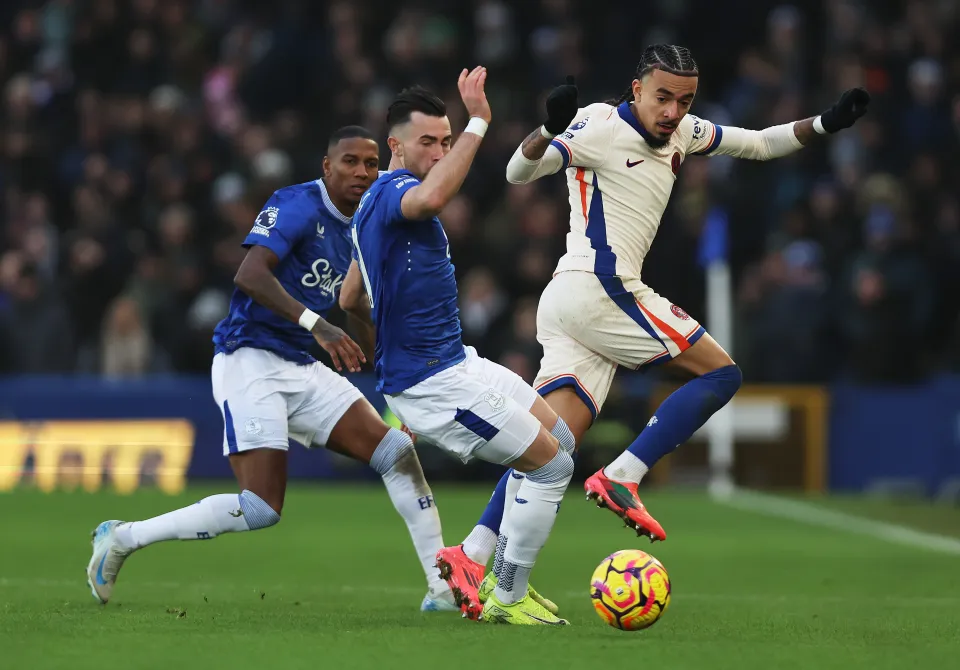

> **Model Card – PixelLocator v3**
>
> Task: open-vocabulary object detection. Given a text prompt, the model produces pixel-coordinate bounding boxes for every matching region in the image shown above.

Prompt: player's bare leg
[541,387,593,446]
[598,334,741,540]
[663,332,735,377]
[229,448,288,514]
[326,398,452,610]
[514,385,666,542]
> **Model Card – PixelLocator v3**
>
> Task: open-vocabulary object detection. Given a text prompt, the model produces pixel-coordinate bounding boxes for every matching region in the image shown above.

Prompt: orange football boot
[584,469,667,542]
[435,545,485,620]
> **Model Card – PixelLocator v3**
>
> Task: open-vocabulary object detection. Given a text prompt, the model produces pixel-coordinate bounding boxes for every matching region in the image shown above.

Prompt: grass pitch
[2,485,959,669]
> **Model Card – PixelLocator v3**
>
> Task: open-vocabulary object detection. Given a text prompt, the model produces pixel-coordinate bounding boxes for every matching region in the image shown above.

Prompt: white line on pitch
[717,488,960,555]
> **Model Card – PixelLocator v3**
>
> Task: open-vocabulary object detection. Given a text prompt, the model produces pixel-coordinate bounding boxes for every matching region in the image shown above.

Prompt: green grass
[2,485,960,669]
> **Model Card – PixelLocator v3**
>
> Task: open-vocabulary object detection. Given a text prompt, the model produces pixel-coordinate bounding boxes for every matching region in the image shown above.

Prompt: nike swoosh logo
[510,472,525,480]
[95,553,108,586]
[515,497,528,504]
[526,613,566,625]
[626,159,645,168]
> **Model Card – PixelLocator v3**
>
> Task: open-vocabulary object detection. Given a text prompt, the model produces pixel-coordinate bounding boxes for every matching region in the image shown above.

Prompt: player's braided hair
[613,44,699,104]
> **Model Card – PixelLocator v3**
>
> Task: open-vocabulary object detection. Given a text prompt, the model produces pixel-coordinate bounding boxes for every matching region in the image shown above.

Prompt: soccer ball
[590,549,671,630]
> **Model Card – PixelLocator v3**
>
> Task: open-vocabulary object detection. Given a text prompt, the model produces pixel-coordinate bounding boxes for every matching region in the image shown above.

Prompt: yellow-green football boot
[478,572,559,615]
[481,591,568,625]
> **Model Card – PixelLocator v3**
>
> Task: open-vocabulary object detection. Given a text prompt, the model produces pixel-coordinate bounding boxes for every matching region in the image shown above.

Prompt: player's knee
[704,364,742,406]
[369,427,415,475]
[525,447,575,485]
[239,489,282,529]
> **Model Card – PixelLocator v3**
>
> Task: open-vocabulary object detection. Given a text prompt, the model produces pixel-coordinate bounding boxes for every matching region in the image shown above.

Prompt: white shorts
[211,348,364,456]
[385,346,542,465]
[534,271,705,417]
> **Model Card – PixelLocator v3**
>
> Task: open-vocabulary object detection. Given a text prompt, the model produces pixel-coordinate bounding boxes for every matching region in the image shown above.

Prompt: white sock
[379,443,446,592]
[492,532,508,578]
[604,451,650,484]
[486,471,527,575]
[461,470,525,565]
[504,470,525,519]
[115,493,267,550]
[494,450,574,605]
[462,525,497,566]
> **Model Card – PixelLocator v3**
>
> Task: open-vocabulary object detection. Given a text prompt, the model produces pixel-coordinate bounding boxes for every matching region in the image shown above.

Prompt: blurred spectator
[459,266,507,346]
[101,295,152,377]
[838,204,934,383]
[0,259,74,373]
[738,240,830,383]
[0,0,956,387]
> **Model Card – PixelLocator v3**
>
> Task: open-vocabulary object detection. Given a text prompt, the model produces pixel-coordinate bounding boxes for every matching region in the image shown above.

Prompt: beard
[645,133,671,149]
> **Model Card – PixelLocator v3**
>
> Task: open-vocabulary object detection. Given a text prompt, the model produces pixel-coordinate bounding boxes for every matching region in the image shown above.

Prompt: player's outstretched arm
[235,246,365,372]
[400,66,492,220]
[506,76,579,184]
[702,88,871,161]
[792,87,871,145]
[339,260,376,360]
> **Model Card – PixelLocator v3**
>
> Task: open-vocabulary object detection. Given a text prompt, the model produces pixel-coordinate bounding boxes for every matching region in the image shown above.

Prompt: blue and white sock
[494,447,575,605]
[605,365,742,483]
[115,490,279,550]
[371,428,446,591]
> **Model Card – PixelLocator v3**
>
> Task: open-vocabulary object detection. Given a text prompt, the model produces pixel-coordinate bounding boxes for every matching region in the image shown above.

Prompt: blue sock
[476,469,510,534]
[610,365,742,478]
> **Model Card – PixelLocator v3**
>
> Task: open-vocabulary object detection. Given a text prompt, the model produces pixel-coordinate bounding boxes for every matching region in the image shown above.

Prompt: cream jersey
[507,101,803,280]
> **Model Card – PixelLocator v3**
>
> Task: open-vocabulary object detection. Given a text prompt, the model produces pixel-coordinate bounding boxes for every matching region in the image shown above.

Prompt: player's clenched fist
[819,87,871,133]
[311,321,366,373]
[458,66,491,123]
[544,75,579,136]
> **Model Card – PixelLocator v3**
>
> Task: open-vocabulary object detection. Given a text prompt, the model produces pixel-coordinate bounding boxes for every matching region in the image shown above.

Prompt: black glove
[543,76,579,136]
[819,87,871,133]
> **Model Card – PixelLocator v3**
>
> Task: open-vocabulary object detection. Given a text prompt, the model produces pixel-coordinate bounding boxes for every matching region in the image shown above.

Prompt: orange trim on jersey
[553,138,573,165]
[683,324,701,340]
[536,372,599,413]
[575,167,589,227]
[704,125,716,152]
[606,109,614,120]
[637,300,690,352]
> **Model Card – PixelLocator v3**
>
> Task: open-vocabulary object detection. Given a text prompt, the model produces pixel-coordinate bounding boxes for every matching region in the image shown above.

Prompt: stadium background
[1,0,959,496]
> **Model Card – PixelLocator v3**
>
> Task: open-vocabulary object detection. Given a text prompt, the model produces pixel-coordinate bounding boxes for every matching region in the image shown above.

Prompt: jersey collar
[617,102,656,142]
[314,178,352,224]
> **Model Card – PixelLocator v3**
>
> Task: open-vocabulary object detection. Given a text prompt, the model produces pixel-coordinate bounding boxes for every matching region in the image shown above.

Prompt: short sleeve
[549,107,614,170]
[379,174,421,224]
[243,190,311,260]
[685,115,724,156]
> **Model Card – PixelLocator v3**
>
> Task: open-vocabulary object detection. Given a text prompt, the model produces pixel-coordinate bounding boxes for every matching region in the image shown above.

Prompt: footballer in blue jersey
[87,127,456,613]
[345,72,577,625]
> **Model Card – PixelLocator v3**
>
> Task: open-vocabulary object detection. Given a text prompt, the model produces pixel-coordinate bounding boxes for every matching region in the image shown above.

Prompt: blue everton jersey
[351,169,464,393]
[213,179,353,364]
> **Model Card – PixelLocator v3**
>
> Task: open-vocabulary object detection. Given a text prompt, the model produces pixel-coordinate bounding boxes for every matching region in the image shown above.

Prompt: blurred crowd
[0,0,958,386]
